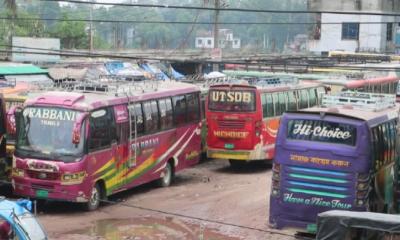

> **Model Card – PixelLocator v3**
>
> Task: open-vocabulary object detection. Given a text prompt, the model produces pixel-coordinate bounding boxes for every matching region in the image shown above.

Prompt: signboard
[12,37,60,62]
[211,48,222,61]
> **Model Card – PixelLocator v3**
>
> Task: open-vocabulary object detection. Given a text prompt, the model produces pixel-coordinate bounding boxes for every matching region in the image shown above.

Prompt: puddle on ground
[67,216,241,240]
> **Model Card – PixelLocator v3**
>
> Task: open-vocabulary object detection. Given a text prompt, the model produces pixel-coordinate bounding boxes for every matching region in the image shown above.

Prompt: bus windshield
[287,119,357,146]
[208,89,255,112]
[16,107,85,162]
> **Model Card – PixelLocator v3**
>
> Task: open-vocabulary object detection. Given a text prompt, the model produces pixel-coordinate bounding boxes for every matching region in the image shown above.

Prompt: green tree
[51,14,88,49]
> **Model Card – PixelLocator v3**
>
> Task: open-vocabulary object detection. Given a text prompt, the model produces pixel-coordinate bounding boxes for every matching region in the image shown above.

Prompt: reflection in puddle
[67,216,241,240]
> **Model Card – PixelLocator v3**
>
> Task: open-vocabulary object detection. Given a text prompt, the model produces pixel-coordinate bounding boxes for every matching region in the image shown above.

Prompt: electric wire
[1,16,399,25]
[38,0,400,17]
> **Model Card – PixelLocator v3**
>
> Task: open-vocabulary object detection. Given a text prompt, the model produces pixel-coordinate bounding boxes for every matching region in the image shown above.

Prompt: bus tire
[85,183,101,211]
[157,162,173,187]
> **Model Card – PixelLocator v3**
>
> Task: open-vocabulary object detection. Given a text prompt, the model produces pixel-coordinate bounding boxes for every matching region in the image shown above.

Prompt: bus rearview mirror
[7,106,21,136]
[72,113,88,145]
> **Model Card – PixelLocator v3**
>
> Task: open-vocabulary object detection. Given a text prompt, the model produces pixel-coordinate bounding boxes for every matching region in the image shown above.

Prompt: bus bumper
[207,144,274,161]
[207,148,250,160]
[12,177,90,203]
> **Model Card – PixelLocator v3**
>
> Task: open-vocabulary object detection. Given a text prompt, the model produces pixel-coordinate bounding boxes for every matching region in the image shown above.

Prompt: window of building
[387,23,393,41]
[197,39,203,45]
[342,23,359,40]
[207,39,212,45]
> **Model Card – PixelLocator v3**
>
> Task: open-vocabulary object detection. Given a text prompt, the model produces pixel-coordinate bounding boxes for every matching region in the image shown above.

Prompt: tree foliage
[2,0,309,51]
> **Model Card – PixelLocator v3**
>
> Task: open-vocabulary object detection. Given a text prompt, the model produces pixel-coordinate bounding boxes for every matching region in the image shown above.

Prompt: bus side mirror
[72,113,88,145]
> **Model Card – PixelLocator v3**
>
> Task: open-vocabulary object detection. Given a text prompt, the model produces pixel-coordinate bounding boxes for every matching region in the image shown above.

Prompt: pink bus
[12,81,202,210]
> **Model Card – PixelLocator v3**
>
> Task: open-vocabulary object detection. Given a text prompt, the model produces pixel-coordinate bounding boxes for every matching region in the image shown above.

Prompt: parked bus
[12,81,202,210]
[269,92,399,230]
[0,83,36,181]
[205,76,326,167]
[316,75,399,94]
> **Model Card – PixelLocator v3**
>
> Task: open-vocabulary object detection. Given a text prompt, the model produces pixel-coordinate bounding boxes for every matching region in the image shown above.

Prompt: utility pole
[213,0,220,71]
[89,0,95,53]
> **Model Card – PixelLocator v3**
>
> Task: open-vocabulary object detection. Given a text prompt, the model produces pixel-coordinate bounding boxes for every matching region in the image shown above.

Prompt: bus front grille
[285,166,351,199]
[217,120,246,129]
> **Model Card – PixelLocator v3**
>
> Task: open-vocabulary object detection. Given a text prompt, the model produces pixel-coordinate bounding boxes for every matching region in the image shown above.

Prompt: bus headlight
[12,168,24,177]
[61,172,86,185]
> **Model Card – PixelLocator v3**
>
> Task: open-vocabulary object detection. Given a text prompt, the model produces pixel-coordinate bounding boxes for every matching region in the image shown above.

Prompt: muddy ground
[34,160,297,240]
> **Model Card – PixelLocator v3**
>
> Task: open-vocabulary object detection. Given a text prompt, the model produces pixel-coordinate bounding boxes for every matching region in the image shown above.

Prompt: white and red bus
[12,81,202,210]
[206,77,326,167]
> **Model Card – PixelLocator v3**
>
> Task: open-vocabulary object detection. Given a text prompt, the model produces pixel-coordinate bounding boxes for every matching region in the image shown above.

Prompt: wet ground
[24,160,296,239]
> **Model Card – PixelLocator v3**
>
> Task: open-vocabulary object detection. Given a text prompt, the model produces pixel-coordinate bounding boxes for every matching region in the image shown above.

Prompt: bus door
[113,105,130,187]
[88,107,122,193]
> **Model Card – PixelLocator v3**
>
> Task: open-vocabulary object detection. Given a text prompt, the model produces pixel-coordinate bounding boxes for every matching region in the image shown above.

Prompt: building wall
[308,0,400,11]
[308,13,396,53]
[195,37,214,48]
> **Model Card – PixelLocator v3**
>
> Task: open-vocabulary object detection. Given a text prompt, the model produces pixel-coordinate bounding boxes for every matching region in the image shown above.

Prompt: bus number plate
[36,190,48,198]
[225,143,234,149]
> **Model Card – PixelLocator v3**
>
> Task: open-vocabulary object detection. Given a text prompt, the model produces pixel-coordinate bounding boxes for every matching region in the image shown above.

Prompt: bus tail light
[271,163,281,197]
[355,173,371,207]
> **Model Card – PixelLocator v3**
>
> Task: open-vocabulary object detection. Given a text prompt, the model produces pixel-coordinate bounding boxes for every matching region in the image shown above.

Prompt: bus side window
[173,95,187,126]
[316,87,326,104]
[308,88,317,107]
[132,103,144,136]
[89,108,114,151]
[278,92,287,114]
[272,93,279,116]
[186,93,200,122]
[377,125,385,166]
[387,121,396,163]
[159,98,173,130]
[261,93,267,118]
[299,90,309,109]
[287,91,297,111]
[371,127,379,171]
[383,83,389,94]
[266,93,274,117]
[143,101,159,133]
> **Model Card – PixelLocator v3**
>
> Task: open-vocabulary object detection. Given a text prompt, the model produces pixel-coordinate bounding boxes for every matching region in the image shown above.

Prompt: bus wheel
[85,183,101,211]
[229,160,245,168]
[158,162,173,187]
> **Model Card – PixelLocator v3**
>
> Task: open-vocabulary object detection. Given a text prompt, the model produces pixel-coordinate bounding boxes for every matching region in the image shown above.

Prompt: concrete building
[195,29,241,49]
[308,0,400,53]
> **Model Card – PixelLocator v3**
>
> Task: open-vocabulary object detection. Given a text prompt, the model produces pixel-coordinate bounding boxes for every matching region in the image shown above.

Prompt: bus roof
[24,80,200,111]
[296,104,399,124]
[210,81,323,92]
[316,76,399,88]
[295,92,399,123]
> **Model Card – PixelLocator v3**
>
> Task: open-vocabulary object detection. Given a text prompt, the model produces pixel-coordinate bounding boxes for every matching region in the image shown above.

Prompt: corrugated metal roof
[0,64,48,75]
[48,68,87,81]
